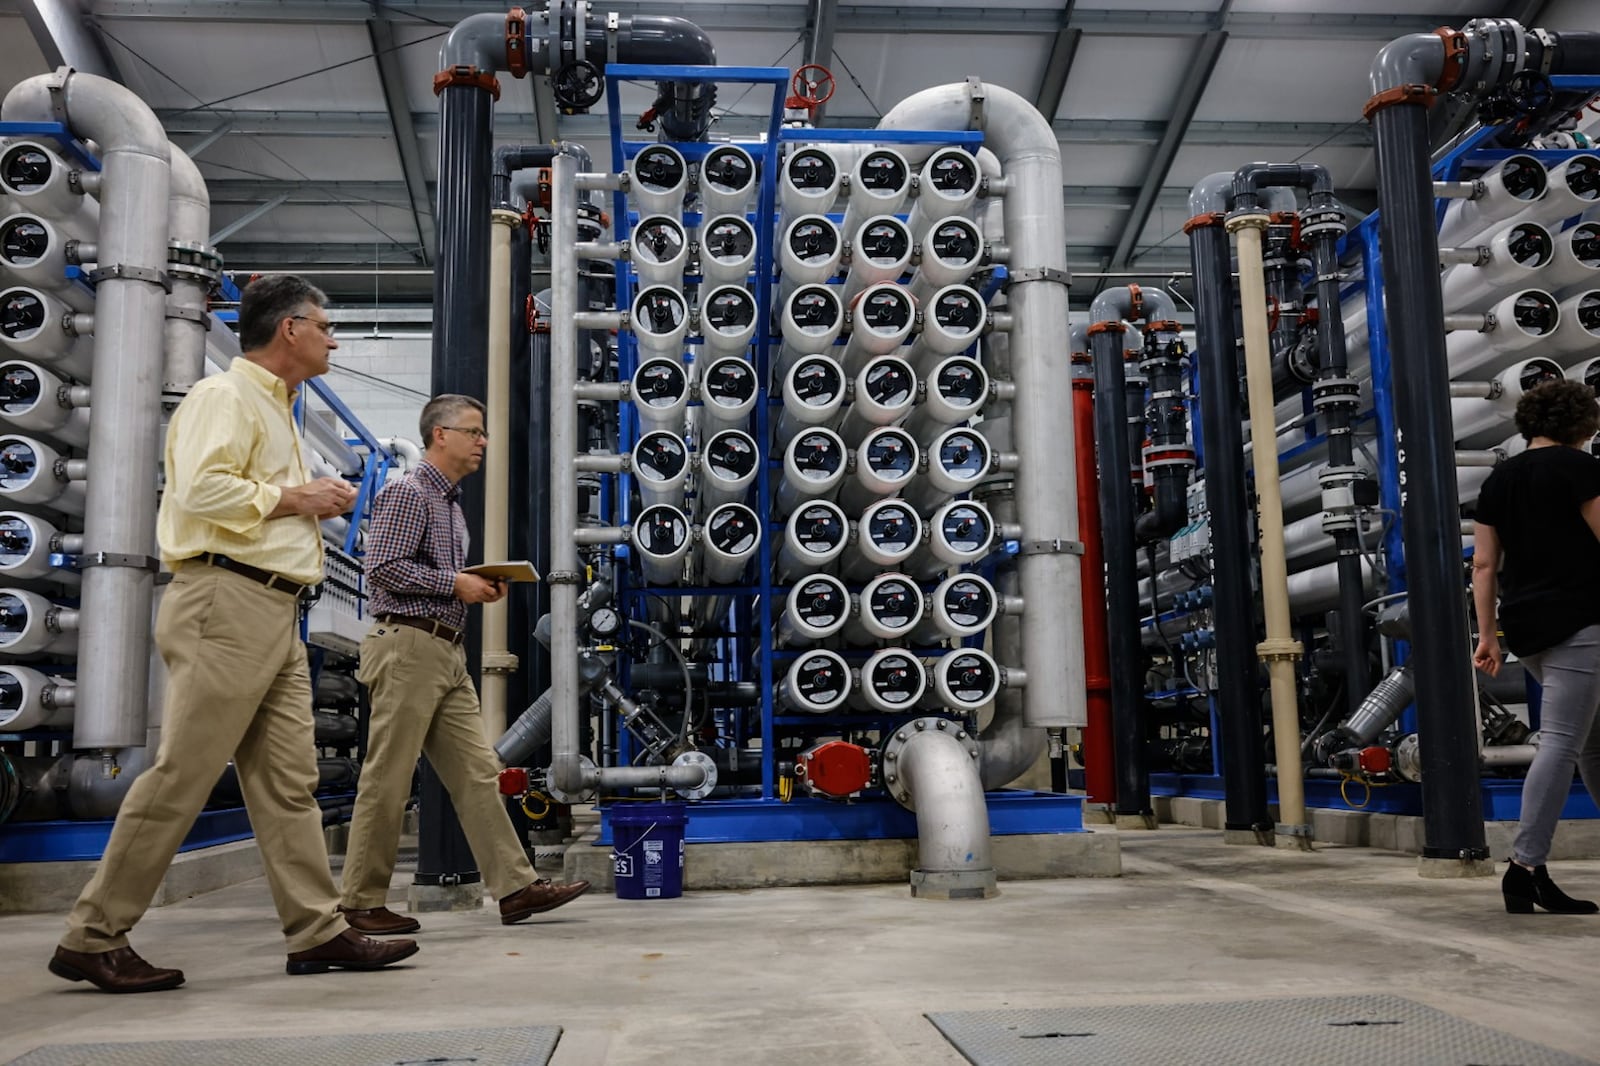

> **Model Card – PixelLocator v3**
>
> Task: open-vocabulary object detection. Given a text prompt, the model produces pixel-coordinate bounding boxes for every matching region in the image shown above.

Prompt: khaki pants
[342,622,535,907]
[62,565,347,955]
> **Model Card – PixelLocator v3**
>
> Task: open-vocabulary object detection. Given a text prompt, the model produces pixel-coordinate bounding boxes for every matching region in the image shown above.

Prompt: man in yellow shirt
[49,275,419,993]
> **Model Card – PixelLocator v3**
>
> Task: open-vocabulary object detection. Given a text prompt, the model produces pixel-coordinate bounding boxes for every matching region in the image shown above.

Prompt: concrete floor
[2,826,1598,1065]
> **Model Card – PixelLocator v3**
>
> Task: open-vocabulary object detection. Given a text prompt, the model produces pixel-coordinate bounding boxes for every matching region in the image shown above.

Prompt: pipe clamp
[1018,538,1084,557]
[1003,266,1069,288]
[964,76,987,130]
[89,263,171,292]
[545,569,584,585]
[75,552,161,572]
[163,301,206,324]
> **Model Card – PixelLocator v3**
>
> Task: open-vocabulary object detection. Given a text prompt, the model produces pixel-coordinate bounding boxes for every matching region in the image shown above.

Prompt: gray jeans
[1513,624,1600,866]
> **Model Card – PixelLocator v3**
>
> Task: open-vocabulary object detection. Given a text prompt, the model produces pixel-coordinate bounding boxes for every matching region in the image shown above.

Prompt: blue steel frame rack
[596,64,1082,843]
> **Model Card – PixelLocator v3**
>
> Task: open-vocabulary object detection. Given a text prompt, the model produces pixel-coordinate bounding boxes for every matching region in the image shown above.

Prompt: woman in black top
[1473,378,1600,915]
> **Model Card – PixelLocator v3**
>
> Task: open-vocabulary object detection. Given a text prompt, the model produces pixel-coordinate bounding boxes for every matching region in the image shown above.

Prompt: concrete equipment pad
[6,1025,563,1066]
[926,995,1595,1066]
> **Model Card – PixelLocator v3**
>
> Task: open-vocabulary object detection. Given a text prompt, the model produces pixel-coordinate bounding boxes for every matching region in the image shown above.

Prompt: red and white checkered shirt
[364,460,468,630]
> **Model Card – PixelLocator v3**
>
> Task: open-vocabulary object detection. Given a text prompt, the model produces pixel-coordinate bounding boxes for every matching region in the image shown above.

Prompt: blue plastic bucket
[610,802,688,900]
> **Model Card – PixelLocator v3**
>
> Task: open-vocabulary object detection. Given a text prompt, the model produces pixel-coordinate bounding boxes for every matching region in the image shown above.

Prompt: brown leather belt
[191,552,316,600]
[377,613,464,645]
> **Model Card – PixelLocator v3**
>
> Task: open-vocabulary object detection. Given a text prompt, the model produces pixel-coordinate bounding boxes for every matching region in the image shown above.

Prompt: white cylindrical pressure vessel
[698,356,758,427]
[1544,220,1600,295]
[1439,220,1553,311]
[0,360,87,446]
[843,215,913,300]
[840,426,919,512]
[1286,557,1383,616]
[1568,356,1600,389]
[838,355,917,447]
[1505,153,1600,229]
[0,434,82,514]
[633,430,689,510]
[907,147,981,239]
[1453,357,1564,447]
[1438,153,1548,245]
[631,214,688,290]
[632,357,690,431]
[911,216,985,301]
[904,426,991,515]
[1282,509,1383,571]
[904,356,988,443]
[0,586,77,655]
[930,648,1001,712]
[844,147,912,232]
[778,648,852,714]
[776,426,848,516]
[0,663,74,731]
[0,287,92,378]
[908,284,986,367]
[777,499,849,580]
[841,283,916,373]
[841,498,922,580]
[911,572,998,644]
[0,214,93,299]
[632,503,691,585]
[778,284,845,373]
[698,143,757,217]
[909,498,995,579]
[1551,289,1600,358]
[777,573,851,646]
[697,428,758,510]
[629,143,688,217]
[0,509,74,586]
[779,145,841,221]
[0,141,93,221]
[698,284,758,357]
[1445,288,1559,381]
[699,502,761,585]
[1458,434,1527,507]
[698,214,757,287]
[776,356,846,446]
[779,214,842,294]
[630,285,690,360]
[844,572,924,646]
[854,647,926,713]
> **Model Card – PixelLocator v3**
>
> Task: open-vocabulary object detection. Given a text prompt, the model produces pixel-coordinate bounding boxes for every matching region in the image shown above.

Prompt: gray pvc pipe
[879,81,1083,729]
[979,562,1045,789]
[6,70,170,755]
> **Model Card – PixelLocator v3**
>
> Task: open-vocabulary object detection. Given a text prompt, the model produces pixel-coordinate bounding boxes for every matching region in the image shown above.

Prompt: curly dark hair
[1514,378,1600,445]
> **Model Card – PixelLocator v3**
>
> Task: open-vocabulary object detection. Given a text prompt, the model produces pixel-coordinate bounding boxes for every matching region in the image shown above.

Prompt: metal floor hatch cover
[926,994,1597,1066]
[5,1024,563,1066]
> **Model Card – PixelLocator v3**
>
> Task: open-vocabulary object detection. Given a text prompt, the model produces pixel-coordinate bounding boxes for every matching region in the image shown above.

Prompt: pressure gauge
[588,606,623,640]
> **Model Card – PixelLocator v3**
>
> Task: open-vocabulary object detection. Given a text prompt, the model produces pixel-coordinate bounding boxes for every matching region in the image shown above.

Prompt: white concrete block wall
[315,334,433,445]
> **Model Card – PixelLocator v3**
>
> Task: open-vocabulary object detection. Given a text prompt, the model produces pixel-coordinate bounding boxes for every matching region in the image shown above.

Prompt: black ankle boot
[1502,862,1599,914]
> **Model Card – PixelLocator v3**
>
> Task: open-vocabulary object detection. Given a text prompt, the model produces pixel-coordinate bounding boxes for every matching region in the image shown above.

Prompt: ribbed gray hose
[497,687,557,767]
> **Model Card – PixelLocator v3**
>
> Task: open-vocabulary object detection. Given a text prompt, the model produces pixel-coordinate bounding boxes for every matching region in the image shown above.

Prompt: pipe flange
[879,716,979,811]
[75,552,162,572]
[671,749,718,800]
[167,240,224,284]
[1141,445,1196,472]
[544,754,597,804]
[89,263,171,292]
[1311,376,1360,413]
[1003,266,1068,289]
[545,568,585,585]
[1256,636,1304,663]
[1224,210,1269,233]
[1017,538,1084,557]
[1298,217,1346,241]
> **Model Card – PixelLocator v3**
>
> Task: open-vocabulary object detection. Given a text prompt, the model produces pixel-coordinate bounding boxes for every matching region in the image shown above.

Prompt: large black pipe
[1091,322,1152,817]
[1185,186,1271,834]
[1366,47,1487,862]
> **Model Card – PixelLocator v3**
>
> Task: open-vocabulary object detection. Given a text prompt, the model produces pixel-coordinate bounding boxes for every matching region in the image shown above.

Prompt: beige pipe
[1226,211,1310,849]
[481,209,523,741]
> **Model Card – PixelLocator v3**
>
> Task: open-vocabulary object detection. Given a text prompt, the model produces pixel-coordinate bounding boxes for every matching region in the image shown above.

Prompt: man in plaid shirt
[339,393,588,933]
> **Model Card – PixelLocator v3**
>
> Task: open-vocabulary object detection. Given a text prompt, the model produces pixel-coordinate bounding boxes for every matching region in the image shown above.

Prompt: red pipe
[1072,356,1116,806]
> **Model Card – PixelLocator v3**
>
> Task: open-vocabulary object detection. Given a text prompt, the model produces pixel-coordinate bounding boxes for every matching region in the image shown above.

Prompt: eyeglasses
[290,315,337,337]
[442,426,490,441]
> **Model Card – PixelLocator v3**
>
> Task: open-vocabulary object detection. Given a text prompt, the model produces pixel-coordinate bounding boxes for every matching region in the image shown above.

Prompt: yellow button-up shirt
[157,357,324,584]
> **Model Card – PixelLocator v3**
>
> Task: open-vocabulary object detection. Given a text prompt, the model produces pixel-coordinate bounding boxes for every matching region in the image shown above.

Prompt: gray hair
[238,274,327,351]
[420,393,487,447]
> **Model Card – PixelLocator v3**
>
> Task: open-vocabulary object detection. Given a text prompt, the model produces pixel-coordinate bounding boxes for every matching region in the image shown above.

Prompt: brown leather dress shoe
[285,928,419,975]
[49,946,185,994]
[338,904,422,935]
[499,878,592,925]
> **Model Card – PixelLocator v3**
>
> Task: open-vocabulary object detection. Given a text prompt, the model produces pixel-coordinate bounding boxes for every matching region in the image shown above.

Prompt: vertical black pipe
[1369,101,1487,861]
[1187,219,1271,833]
[419,82,495,888]
[507,222,536,724]
[1091,325,1152,816]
